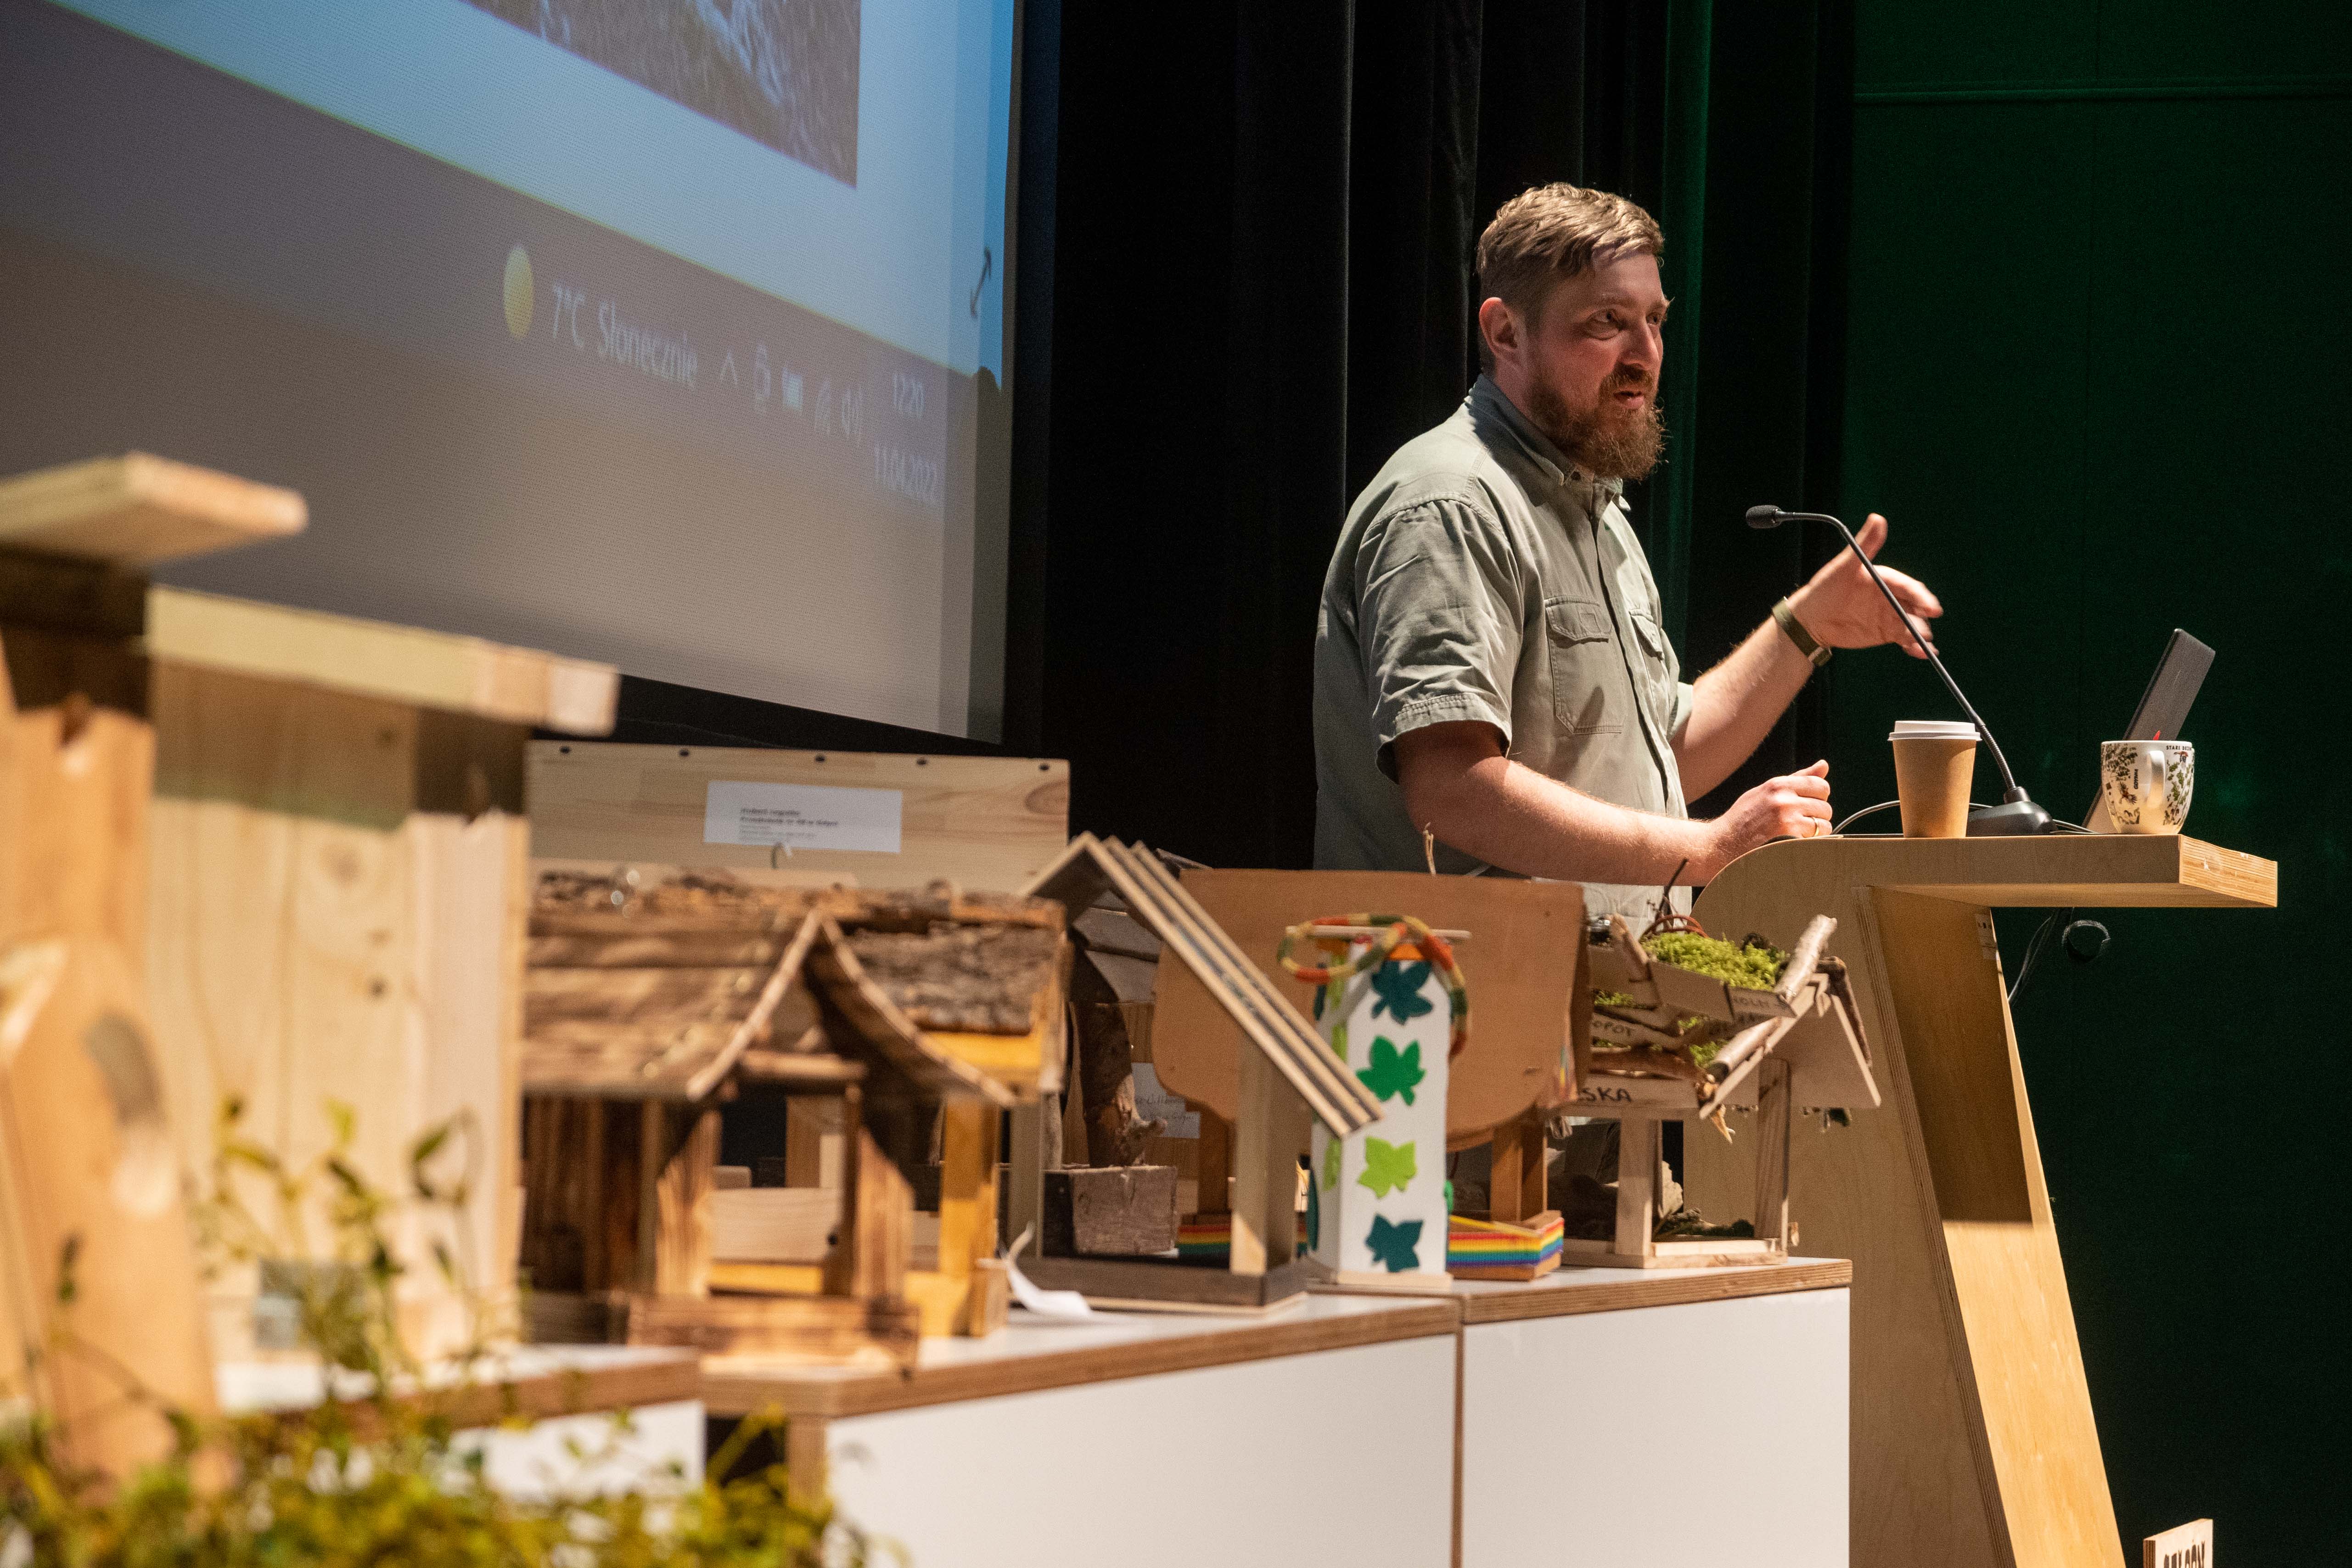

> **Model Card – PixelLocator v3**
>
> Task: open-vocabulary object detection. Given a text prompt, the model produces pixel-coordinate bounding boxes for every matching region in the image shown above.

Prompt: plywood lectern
[1687,832,2275,1568]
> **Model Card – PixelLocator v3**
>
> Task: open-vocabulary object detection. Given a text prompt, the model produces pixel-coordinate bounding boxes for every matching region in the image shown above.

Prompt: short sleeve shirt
[1311,377,1694,921]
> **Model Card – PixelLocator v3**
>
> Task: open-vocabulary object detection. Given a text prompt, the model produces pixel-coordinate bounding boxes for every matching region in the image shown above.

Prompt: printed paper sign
[703,781,903,853]
[1130,1063,1200,1139]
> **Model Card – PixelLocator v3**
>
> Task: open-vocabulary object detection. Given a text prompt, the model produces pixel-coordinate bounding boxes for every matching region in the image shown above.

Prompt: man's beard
[1527,368,1665,482]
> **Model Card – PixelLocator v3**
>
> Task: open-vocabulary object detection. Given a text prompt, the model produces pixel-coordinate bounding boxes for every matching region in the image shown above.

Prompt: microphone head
[1745,505,1785,529]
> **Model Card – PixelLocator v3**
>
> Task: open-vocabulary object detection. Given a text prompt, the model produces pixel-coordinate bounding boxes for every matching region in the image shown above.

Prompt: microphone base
[1967,799,2054,837]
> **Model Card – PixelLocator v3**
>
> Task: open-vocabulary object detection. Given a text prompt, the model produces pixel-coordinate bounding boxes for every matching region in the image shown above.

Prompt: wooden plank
[826,1127,907,1301]
[2141,1520,2211,1568]
[1686,832,2202,1568]
[148,587,616,734]
[735,1051,865,1090]
[1869,888,2119,1568]
[1149,868,1583,1137]
[1018,1254,1318,1310]
[1453,1257,1852,1323]
[625,1292,919,1365]
[1004,1100,1045,1257]
[1228,1044,1285,1276]
[785,1417,830,1510]
[1110,843,1380,1134]
[783,1096,845,1186]
[712,1187,841,1261]
[652,1106,719,1296]
[0,452,303,564]
[0,937,220,1478]
[1751,1059,1792,1249]
[701,1292,1460,1417]
[1726,832,2274,910]
[8,703,150,961]
[527,742,1069,889]
[936,1100,994,1283]
[1614,1118,1661,1260]
[405,809,529,1334]
[0,550,147,639]
[1487,1112,1547,1225]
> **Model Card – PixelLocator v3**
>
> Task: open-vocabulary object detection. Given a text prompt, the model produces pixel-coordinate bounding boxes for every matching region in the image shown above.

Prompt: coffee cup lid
[1889,720,1978,742]
[2103,738,2191,750]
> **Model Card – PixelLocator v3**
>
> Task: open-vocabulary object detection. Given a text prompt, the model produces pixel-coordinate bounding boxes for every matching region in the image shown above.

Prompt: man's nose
[1626,319,1664,374]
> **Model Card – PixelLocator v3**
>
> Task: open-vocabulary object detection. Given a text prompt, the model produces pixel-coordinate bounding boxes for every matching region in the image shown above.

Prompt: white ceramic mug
[2099,740,2194,834]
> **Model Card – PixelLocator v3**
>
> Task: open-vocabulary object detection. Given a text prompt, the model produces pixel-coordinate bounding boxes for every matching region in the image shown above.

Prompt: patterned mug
[2099,740,2194,834]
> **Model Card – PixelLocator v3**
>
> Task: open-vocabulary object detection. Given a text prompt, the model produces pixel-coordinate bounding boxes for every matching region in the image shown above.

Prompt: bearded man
[1313,183,1945,918]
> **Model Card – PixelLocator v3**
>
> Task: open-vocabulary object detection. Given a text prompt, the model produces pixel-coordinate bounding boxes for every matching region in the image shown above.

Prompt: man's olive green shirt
[1311,377,1693,921]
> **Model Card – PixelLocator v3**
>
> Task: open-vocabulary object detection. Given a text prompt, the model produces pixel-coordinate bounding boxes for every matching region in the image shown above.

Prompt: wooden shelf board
[0,452,304,564]
[145,587,617,733]
[1450,1257,1852,1325]
[700,1291,1457,1419]
[1730,833,2274,909]
[217,1344,701,1427]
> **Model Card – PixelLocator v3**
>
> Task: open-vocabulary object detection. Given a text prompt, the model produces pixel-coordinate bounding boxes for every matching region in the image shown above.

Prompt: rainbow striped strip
[1446,1212,1565,1280]
[1174,1214,1307,1262]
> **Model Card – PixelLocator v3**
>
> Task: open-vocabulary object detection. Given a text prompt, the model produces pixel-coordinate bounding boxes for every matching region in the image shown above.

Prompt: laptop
[2083,629,2213,832]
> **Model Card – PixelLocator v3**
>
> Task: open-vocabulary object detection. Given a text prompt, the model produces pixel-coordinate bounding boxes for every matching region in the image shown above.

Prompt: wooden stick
[1773,914,1837,1008]
[1615,1118,1661,1258]
[1751,1058,1792,1248]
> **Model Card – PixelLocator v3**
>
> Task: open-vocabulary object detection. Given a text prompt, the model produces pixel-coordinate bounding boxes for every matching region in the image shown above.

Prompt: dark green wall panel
[1826,8,2351,1557]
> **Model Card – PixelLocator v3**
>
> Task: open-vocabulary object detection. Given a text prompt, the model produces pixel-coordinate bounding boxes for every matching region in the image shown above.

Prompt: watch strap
[1772,597,1832,667]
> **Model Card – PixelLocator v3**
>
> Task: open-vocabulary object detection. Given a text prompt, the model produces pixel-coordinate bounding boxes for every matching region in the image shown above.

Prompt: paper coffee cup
[1889,720,1977,838]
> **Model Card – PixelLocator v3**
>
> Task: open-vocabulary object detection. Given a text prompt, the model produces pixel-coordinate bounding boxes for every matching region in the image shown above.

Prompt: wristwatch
[1772,597,1832,667]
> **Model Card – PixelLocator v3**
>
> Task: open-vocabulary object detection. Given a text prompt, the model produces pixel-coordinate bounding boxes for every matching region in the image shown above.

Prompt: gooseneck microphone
[1746,504,2052,837]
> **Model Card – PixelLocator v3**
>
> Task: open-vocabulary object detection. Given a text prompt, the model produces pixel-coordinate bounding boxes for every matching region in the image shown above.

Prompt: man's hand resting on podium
[1393,725,1834,886]
[1695,760,1834,876]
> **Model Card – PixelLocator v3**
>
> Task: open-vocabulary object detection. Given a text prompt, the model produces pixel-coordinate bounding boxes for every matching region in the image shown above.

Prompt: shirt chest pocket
[1627,608,1679,721]
[1544,596,1624,739]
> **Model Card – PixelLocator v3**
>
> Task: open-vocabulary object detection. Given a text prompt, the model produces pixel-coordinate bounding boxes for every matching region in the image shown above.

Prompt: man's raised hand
[1787,512,1943,659]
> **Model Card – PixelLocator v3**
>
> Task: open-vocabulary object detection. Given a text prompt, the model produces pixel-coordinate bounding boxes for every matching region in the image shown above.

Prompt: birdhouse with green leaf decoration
[1280,915,1465,1294]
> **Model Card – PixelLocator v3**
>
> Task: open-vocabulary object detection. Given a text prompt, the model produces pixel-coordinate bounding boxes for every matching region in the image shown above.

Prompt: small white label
[703,781,903,853]
[1976,910,2001,967]
[1130,1063,1199,1139]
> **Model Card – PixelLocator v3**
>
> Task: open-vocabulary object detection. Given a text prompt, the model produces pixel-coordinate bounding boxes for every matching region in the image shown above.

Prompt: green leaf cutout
[1370,960,1435,1023]
[1357,1036,1426,1105]
[1322,1139,1341,1191]
[1364,1214,1424,1273]
[1357,1137,1417,1198]
[1329,1021,1348,1062]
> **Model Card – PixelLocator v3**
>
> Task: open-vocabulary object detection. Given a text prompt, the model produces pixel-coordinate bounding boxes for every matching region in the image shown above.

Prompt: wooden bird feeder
[1570,912,1878,1268]
[1016,837,1384,1312]
[519,871,1060,1364]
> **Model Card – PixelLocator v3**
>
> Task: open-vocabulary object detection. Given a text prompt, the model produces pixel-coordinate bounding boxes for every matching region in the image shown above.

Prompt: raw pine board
[146,664,530,1344]
[528,742,1070,891]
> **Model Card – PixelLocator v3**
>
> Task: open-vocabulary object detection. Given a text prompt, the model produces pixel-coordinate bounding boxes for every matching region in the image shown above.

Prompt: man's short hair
[1475,184,1664,372]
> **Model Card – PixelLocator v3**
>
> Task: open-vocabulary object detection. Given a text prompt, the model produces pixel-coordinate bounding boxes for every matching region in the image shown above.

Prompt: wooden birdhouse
[1570,912,1878,1268]
[0,452,620,1367]
[1017,837,1383,1311]
[519,871,1057,1364]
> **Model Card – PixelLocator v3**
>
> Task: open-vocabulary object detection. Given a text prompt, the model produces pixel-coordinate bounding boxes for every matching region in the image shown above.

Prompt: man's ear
[1476,297,1519,371]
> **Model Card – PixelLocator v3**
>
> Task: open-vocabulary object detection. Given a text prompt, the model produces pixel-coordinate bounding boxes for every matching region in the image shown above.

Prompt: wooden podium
[1687,833,2274,1568]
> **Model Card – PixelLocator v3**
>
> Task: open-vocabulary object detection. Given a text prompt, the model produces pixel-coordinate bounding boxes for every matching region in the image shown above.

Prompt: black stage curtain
[1027,3,1706,868]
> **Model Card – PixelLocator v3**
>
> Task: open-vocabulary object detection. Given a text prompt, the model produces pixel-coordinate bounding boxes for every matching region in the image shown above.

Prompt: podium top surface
[1712,832,2274,910]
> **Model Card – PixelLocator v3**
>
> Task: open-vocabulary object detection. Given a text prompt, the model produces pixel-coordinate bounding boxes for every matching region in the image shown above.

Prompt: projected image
[466,0,861,183]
